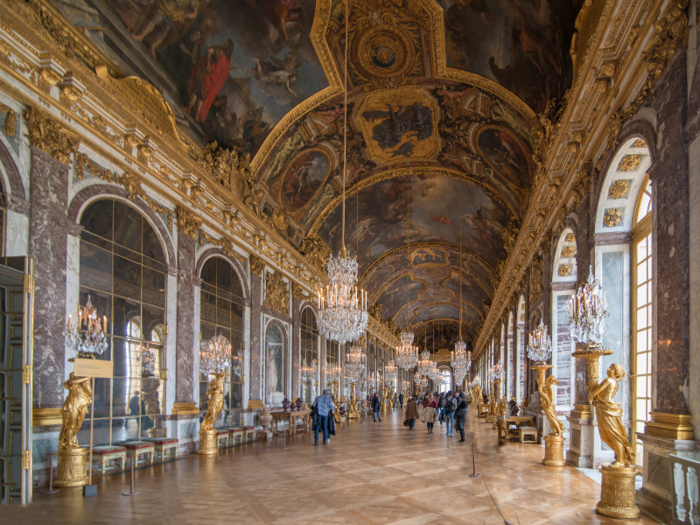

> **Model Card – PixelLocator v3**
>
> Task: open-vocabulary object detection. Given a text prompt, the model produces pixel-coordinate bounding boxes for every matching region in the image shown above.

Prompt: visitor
[405,395,418,429]
[444,390,458,437]
[437,393,447,424]
[127,391,140,429]
[399,392,404,408]
[421,398,438,434]
[312,389,334,446]
[455,400,468,442]
[372,392,382,422]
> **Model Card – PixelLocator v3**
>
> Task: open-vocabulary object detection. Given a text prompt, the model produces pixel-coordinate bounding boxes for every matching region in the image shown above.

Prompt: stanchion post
[468,442,481,478]
[39,453,60,494]
[122,456,141,496]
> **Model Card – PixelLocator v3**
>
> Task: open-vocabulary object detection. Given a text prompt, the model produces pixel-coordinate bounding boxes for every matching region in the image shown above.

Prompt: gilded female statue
[58,373,92,449]
[201,374,225,431]
[540,375,565,436]
[588,364,634,467]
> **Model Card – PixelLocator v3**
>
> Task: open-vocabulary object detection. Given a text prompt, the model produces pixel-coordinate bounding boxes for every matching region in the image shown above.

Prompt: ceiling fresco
[52,0,586,351]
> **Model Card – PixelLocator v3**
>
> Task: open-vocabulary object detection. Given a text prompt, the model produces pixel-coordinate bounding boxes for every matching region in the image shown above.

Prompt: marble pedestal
[567,411,595,468]
[544,435,567,466]
[597,466,641,519]
[635,432,699,524]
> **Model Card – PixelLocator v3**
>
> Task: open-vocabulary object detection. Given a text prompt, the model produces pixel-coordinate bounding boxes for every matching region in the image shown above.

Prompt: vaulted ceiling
[59,0,585,349]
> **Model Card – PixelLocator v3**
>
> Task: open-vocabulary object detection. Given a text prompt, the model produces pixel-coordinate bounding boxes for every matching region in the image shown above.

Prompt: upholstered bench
[227,427,245,446]
[242,426,256,443]
[519,426,538,443]
[142,437,179,462]
[86,445,126,475]
[116,440,155,466]
[216,429,232,448]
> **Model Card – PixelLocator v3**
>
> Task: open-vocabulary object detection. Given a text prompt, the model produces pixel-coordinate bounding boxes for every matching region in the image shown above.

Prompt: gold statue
[589,364,634,467]
[58,372,92,449]
[201,374,225,431]
[540,375,565,436]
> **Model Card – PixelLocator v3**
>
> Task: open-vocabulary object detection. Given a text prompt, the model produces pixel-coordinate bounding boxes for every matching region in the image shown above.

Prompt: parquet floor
[6,408,660,524]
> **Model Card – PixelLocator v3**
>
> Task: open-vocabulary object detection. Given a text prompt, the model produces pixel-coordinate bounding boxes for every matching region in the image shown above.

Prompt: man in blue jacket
[312,389,335,446]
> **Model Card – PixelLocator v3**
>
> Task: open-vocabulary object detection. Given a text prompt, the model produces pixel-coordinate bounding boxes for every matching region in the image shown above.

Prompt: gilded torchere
[54,372,92,488]
[537,372,566,467]
[198,372,226,455]
[589,364,640,519]
[381,384,389,414]
[347,382,360,419]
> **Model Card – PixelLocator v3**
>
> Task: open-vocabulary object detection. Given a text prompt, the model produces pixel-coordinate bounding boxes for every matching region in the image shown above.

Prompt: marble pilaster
[249,271,263,403]
[291,297,301,399]
[28,147,73,409]
[175,231,197,406]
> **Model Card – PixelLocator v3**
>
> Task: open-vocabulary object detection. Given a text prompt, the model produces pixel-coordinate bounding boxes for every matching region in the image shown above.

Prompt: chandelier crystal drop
[413,371,422,387]
[65,295,109,357]
[346,342,365,383]
[451,341,469,386]
[199,334,232,375]
[396,329,419,370]
[527,319,553,363]
[417,349,432,376]
[568,266,610,346]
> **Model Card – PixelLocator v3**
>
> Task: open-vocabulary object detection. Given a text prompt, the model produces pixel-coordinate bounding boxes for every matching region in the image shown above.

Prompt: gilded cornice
[471,0,670,360]
[249,255,266,278]
[176,205,202,239]
[24,106,79,164]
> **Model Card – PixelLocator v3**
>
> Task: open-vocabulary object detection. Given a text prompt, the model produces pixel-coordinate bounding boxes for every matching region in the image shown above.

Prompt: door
[0,257,33,504]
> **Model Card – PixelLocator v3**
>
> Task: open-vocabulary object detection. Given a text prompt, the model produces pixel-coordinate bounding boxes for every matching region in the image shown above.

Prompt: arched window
[440,369,451,393]
[78,199,167,444]
[199,256,244,427]
[632,176,653,467]
[301,308,318,403]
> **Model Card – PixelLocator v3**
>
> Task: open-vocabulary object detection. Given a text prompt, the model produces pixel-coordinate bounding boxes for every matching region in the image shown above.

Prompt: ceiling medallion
[353,24,415,82]
[603,208,624,228]
[608,179,631,199]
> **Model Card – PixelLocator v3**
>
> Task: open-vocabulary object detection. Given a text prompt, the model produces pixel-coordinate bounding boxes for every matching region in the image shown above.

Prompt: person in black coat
[371,393,382,422]
[399,392,404,408]
[454,400,468,442]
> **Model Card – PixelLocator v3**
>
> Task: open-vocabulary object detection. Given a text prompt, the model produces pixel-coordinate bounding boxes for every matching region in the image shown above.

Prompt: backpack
[445,396,456,414]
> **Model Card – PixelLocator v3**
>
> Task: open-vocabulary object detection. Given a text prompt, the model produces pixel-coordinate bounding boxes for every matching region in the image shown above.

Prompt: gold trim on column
[570,404,592,420]
[32,407,62,426]
[644,412,694,440]
[171,402,199,415]
[247,400,264,410]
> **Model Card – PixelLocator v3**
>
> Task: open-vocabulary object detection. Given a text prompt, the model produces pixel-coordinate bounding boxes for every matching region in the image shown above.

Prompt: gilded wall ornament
[561,246,575,258]
[264,271,289,317]
[616,154,643,172]
[298,234,331,271]
[565,233,575,242]
[249,255,265,277]
[603,208,624,228]
[291,281,306,302]
[199,230,243,262]
[0,104,16,137]
[271,208,290,234]
[558,264,572,277]
[175,205,202,239]
[24,106,79,165]
[608,180,631,199]
[631,139,647,148]
[529,258,543,304]
[368,303,382,320]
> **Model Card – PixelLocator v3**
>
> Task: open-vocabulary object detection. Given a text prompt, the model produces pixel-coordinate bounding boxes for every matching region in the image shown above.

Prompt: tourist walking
[312,389,334,446]
[421,398,438,434]
[444,391,458,436]
[455,400,468,442]
[437,393,447,424]
[404,395,418,429]
[399,392,404,408]
[372,393,382,422]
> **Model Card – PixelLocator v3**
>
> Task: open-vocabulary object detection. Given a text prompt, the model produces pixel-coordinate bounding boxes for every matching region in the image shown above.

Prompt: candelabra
[198,334,231,455]
[317,251,368,344]
[64,295,108,357]
[567,266,614,419]
[345,343,364,419]
[413,371,422,394]
[527,320,553,365]
[385,359,397,385]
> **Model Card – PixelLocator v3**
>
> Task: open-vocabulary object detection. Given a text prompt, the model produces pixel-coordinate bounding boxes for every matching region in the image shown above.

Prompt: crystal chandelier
[301,358,318,383]
[385,359,397,384]
[65,295,109,357]
[200,334,232,375]
[396,329,419,370]
[527,319,553,364]
[141,343,156,377]
[327,363,341,384]
[316,0,368,344]
[346,341,365,383]
[413,371,422,388]
[417,349,432,376]
[451,180,469,388]
[568,266,610,346]
[421,376,429,389]
[428,363,441,382]
[492,363,504,381]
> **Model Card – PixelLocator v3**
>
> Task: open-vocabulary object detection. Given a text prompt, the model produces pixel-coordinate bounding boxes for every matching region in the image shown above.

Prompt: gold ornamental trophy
[527,320,566,466]
[198,334,231,456]
[491,364,504,429]
[568,268,639,519]
[345,341,365,419]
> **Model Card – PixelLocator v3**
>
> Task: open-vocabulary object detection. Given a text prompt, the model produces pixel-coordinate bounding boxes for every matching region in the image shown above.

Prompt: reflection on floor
[10,408,660,524]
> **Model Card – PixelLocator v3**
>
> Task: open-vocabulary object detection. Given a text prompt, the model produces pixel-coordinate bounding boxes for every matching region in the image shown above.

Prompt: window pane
[113,201,142,252]
[113,255,142,299]
[80,243,112,292]
[636,375,647,397]
[637,352,647,375]
[637,308,648,330]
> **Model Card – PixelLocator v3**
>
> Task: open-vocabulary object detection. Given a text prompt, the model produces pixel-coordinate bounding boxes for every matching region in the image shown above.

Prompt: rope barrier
[472,443,518,525]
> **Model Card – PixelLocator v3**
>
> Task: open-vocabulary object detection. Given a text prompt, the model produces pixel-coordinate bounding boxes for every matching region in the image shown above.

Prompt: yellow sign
[74,358,113,378]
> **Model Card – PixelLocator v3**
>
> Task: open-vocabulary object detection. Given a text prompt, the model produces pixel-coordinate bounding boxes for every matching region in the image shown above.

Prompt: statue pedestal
[54,447,88,487]
[597,465,640,519]
[197,429,217,456]
[543,435,567,466]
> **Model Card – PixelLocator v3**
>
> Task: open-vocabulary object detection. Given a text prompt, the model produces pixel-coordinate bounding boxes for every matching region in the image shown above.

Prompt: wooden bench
[242,426,256,443]
[216,429,232,448]
[116,441,155,467]
[142,437,178,462]
[519,426,538,443]
[497,416,537,445]
[227,427,245,446]
[87,445,126,476]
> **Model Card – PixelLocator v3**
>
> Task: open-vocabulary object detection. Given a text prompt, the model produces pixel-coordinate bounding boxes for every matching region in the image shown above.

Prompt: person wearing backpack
[454,400,468,442]
[437,393,447,424]
[444,390,458,436]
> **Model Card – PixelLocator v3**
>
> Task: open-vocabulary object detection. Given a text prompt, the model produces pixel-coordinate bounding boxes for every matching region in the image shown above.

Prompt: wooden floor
[7,408,660,524]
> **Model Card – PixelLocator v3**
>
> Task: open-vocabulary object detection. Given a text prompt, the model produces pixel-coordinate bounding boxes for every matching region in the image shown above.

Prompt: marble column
[173,231,198,412]
[291,291,301,400]
[28,147,75,411]
[248,255,264,406]
[637,48,695,525]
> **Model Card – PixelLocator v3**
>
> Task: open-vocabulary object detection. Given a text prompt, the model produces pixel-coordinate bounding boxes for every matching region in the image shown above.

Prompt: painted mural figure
[186,40,235,123]
[247,49,301,97]
[262,0,306,43]
[362,103,432,151]
[130,0,200,59]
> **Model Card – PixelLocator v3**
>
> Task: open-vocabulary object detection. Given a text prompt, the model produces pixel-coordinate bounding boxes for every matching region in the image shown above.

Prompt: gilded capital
[264,271,289,317]
[249,254,265,277]
[176,205,202,239]
[24,106,79,165]
[291,281,306,301]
